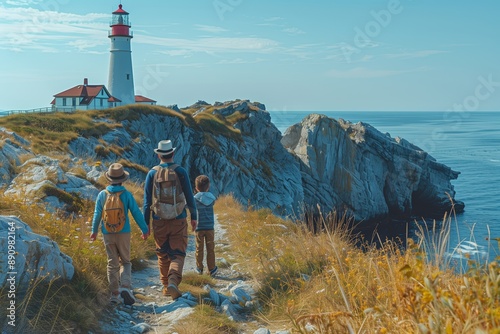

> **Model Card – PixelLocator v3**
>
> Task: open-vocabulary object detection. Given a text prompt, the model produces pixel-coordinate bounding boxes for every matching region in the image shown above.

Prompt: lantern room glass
[112,13,129,26]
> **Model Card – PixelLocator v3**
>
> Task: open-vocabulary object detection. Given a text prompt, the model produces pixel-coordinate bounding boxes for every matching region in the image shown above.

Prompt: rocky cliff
[1,100,463,222]
[281,114,464,221]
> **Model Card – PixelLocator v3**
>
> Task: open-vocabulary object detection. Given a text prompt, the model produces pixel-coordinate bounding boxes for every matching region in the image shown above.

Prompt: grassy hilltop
[0,107,499,333]
[0,103,247,154]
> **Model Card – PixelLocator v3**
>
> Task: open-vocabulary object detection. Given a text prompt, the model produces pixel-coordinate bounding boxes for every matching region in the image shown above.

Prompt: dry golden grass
[171,304,240,334]
[2,190,498,333]
[0,112,114,153]
[0,192,156,332]
[215,195,500,333]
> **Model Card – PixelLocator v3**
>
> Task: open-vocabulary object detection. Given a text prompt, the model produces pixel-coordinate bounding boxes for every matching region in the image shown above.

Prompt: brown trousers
[195,230,216,272]
[152,218,188,287]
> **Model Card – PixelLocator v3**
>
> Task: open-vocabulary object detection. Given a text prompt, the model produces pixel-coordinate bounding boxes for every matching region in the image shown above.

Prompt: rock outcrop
[0,129,33,183]
[1,101,463,222]
[0,216,74,291]
[4,156,99,211]
[281,114,464,220]
[66,100,304,217]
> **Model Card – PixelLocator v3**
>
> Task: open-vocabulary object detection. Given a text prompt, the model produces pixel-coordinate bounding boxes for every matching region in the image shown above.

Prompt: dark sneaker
[196,267,203,275]
[209,266,218,277]
[120,288,136,305]
[166,284,182,300]
[110,294,122,305]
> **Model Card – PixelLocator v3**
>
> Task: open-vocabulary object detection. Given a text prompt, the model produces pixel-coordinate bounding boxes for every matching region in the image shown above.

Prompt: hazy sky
[1,0,499,111]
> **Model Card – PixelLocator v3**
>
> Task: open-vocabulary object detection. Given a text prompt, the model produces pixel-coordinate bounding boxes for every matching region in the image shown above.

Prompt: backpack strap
[103,189,110,209]
[167,163,179,171]
[104,189,123,196]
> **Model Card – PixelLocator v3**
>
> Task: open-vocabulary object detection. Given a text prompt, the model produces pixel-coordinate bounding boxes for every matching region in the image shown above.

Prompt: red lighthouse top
[109,4,132,38]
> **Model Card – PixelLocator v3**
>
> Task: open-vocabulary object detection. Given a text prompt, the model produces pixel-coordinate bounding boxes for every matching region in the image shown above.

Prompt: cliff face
[67,100,304,217]
[1,101,463,221]
[281,114,464,220]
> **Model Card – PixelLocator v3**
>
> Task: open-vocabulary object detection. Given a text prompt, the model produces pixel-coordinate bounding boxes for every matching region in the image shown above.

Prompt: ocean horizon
[270,110,500,264]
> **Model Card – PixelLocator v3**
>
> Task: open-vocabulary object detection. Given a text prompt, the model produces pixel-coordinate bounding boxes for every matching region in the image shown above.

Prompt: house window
[100,99,103,107]
[127,74,130,80]
[63,98,67,106]
[72,98,76,106]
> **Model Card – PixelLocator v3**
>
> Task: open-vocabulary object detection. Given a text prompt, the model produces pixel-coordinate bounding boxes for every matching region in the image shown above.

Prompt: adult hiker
[143,139,197,299]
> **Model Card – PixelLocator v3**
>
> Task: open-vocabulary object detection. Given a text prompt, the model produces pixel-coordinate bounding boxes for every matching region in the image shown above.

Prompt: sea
[269,110,500,266]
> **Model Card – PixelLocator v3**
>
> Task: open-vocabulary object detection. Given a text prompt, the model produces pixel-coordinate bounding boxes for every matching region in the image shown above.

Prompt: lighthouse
[108,4,135,105]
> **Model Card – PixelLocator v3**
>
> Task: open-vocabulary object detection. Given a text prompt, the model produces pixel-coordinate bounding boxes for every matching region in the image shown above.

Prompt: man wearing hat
[90,163,150,305]
[143,140,198,300]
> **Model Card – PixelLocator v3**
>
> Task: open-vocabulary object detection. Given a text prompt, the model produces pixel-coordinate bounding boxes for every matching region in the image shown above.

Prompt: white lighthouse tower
[108,4,135,105]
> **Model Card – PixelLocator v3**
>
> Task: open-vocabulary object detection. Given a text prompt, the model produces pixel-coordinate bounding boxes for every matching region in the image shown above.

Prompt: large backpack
[151,164,186,220]
[102,190,126,233]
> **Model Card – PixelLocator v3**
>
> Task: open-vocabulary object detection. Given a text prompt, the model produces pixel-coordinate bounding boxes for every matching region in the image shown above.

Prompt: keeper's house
[51,78,156,112]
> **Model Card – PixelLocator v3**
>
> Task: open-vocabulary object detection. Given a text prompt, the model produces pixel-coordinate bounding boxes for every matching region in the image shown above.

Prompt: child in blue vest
[194,175,218,277]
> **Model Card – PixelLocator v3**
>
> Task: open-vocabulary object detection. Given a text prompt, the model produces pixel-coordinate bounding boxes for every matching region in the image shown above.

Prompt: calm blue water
[270,111,500,264]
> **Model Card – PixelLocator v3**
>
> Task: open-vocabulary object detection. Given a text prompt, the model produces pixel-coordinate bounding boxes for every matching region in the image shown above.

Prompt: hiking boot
[209,266,218,277]
[166,284,182,300]
[110,294,122,305]
[196,267,203,275]
[120,288,136,306]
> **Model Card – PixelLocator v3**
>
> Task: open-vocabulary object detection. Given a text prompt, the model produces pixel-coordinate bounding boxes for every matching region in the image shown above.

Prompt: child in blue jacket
[90,163,149,305]
[194,175,218,277]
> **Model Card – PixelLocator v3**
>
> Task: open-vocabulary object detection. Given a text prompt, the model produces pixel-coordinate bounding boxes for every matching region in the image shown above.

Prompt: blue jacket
[143,163,197,225]
[195,191,216,231]
[91,185,149,235]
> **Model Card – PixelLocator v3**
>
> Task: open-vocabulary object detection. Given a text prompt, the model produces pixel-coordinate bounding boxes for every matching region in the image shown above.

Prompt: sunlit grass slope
[215,195,500,333]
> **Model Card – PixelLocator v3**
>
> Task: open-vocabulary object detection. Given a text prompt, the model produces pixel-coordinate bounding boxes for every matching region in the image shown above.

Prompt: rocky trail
[96,215,281,334]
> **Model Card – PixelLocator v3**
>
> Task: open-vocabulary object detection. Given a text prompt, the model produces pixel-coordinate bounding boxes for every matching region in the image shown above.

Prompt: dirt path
[98,215,259,334]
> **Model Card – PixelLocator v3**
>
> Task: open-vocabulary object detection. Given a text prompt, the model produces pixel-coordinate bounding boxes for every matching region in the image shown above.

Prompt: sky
[1,0,499,112]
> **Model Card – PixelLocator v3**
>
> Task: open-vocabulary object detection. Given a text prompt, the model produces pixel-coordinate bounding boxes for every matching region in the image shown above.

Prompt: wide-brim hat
[105,163,130,184]
[154,140,176,155]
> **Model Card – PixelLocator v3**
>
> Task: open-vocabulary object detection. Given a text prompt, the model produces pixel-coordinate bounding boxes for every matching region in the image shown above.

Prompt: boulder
[4,156,100,207]
[0,216,74,291]
[0,133,33,183]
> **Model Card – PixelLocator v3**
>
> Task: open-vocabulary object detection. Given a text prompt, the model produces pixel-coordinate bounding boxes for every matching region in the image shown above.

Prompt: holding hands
[190,219,197,232]
[89,229,150,241]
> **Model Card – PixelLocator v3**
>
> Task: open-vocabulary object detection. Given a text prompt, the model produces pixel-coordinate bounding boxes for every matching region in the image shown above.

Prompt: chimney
[84,78,88,86]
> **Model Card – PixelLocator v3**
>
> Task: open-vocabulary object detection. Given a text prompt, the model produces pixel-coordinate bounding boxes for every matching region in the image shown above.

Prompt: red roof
[135,95,156,103]
[108,96,122,102]
[113,4,129,14]
[53,81,118,105]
